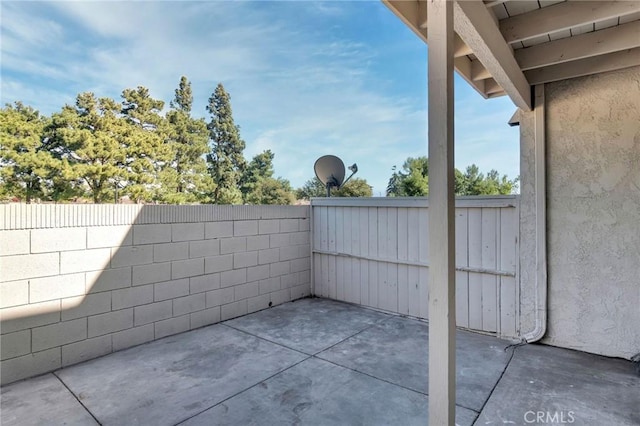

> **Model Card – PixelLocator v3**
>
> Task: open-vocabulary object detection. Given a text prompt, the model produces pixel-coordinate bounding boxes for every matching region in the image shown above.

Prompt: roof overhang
[383,0,640,112]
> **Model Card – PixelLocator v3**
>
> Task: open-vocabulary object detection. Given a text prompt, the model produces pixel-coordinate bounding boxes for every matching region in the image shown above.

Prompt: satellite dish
[314,155,346,191]
[314,155,358,197]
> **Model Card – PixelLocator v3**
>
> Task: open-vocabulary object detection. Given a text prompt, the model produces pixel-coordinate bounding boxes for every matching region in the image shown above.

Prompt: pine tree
[386,157,517,197]
[240,150,295,205]
[240,150,274,201]
[49,93,130,203]
[206,83,246,204]
[120,86,172,202]
[0,102,61,203]
[158,76,212,203]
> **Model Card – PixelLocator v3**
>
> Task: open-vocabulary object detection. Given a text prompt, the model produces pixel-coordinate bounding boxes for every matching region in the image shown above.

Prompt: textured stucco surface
[542,66,640,359]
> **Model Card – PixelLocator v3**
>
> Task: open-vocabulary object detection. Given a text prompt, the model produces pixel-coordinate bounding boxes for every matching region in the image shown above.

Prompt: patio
[2,298,637,426]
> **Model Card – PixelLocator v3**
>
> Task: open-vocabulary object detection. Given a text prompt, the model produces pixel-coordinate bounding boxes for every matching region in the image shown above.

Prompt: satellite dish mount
[314,155,358,197]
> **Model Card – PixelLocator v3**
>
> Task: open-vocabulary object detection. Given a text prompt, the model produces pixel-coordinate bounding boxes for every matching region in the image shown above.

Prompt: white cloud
[1,1,518,196]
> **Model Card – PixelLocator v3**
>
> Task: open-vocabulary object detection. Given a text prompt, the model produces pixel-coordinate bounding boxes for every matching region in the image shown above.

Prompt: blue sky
[1,1,519,196]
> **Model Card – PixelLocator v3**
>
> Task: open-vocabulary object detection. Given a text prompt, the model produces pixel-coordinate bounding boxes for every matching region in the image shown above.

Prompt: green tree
[386,157,429,196]
[206,83,246,204]
[456,164,483,195]
[246,177,295,205]
[120,86,172,202]
[335,178,372,197]
[49,93,130,203]
[240,150,275,200]
[296,177,372,199]
[240,150,295,205]
[474,169,518,195]
[0,102,61,202]
[387,156,517,197]
[387,165,402,197]
[296,177,326,199]
[158,76,212,204]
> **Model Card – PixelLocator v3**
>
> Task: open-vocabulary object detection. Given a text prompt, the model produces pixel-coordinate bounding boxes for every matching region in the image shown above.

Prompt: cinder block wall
[0,205,311,385]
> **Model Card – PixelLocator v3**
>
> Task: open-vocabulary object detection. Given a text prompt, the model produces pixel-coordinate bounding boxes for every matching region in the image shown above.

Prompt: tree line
[0,77,297,204]
[386,157,517,197]
[1,76,516,204]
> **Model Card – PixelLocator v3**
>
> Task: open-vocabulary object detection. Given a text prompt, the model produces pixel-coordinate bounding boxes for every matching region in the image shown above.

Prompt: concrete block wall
[0,205,311,385]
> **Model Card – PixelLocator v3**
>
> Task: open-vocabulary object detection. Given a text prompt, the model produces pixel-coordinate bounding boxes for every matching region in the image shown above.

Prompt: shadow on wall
[0,204,312,385]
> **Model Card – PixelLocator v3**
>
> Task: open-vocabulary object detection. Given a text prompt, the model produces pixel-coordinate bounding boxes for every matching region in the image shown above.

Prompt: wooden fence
[311,196,519,338]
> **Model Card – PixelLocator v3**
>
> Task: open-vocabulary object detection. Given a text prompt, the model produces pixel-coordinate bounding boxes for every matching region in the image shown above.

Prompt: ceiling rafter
[471,60,492,81]
[454,36,473,57]
[454,0,532,110]
[383,0,639,107]
[484,0,509,8]
[384,0,472,57]
[515,20,640,70]
[500,1,640,44]
[484,79,503,95]
[455,56,488,99]
[383,0,488,97]
[524,47,640,85]
[383,0,427,42]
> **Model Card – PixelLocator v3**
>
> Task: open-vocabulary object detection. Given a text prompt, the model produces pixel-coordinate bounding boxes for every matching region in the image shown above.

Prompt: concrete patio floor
[2,298,638,426]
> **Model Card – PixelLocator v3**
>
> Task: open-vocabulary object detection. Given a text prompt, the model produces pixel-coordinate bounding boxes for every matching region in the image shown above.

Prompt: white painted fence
[311,196,519,338]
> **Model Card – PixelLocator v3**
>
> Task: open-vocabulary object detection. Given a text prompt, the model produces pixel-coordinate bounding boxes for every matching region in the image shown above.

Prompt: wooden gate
[311,196,519,338]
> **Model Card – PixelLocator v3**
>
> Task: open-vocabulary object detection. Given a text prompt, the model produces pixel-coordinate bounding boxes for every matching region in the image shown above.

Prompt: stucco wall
[522,66,640,359]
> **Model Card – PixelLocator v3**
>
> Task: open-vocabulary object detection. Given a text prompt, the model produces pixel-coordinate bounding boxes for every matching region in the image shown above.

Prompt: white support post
[427,0,456,425]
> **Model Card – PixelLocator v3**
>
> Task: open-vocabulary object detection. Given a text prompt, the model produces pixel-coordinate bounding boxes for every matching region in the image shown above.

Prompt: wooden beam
[484,0,509,8]
[416,14,476,59]
[384,0,471,58]
[485,78,503,94]
[454,35,474,57]
[454,0,532,110]
[382,0,488,99]
[516,20,640,70]
[525,47,640,84]
[427,0,456,425]
[488,91,507,98]
[471,59,492,81]
[455,56,490,99]
[383,0,428,43]
[501,0,640,44]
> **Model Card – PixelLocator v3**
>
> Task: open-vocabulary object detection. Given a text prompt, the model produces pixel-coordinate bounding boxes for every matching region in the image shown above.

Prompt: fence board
[500,276,517,337]
[328,207,336,253]
[384,208,398,312]
[468,272,483,330]
[336,208,344,301]
[408,265,421,317]
[342,209,353,303]
[407,208,420,262]
[456,271,470,328]
[328,255,337,299]
[481,209,498,332]
[397,208,409,314]
[419,267,429,319]
[418,208,429,264]
[398,265,409,315]
[358,208,369,305]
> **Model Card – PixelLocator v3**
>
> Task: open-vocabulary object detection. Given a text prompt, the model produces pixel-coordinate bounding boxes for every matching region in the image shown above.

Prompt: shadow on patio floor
[1,298,638,425]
